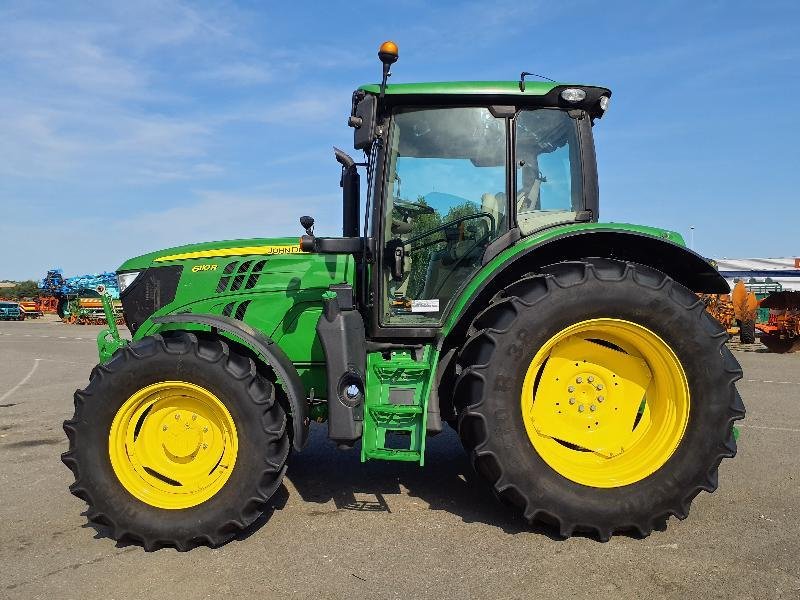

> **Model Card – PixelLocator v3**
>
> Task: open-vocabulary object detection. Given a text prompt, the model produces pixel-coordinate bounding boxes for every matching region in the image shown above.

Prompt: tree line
[0,281,41,299]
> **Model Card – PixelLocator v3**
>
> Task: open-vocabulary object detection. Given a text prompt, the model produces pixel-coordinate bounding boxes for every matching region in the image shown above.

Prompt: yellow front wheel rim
[109,381,238,509]
[521,319,690,488]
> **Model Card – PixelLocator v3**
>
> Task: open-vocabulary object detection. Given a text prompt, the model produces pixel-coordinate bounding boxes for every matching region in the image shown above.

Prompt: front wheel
[62,332,290,551]
[454,259,744,540]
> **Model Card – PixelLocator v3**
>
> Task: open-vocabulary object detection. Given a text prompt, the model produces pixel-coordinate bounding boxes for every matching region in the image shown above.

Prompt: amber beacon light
[378,40,398,97]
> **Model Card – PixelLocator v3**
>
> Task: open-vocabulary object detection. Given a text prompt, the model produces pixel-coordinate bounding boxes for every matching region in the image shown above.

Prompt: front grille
[121,265,182,334]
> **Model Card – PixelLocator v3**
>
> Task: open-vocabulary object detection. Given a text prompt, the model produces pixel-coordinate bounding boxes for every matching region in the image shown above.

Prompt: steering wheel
[393,199,436,221]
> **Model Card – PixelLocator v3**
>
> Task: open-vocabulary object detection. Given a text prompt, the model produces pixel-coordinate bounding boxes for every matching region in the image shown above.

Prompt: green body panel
[125,237,355,396]
[358,80,562,97]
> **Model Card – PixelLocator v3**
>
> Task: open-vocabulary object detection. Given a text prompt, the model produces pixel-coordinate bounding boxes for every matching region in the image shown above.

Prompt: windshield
[381,106,507,325]
[515,109,583,234]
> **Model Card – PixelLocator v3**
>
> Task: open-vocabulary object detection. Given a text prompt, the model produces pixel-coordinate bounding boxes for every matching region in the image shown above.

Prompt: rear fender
[443,228,728,344]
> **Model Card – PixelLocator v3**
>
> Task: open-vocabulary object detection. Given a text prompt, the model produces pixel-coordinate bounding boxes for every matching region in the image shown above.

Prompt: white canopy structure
[714,257,800,291]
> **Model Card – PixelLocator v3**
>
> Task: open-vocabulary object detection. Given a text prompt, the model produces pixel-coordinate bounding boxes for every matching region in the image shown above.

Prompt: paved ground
[1,319,798,600]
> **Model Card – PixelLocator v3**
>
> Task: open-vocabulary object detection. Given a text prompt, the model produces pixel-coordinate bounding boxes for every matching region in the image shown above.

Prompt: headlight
[560,88,586,102]
[599,95,611,112]
[117,271,141,293]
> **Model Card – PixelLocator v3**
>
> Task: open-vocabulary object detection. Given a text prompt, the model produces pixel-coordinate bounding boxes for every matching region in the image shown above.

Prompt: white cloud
[0,188,343,279]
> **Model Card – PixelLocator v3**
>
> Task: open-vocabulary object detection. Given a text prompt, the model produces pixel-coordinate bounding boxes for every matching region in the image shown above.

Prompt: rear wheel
[454,259,744,540]
[62,332,290,550]
[760,333,800,353]
[738,319,756,344]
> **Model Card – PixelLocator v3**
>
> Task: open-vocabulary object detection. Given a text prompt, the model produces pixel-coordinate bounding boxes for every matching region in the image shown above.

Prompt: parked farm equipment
[731,280,759,343]
[700,278,800,351]
[18,300,43,318]
[758,291,800,353]
[39,269,123,324]
[0,301,24,321]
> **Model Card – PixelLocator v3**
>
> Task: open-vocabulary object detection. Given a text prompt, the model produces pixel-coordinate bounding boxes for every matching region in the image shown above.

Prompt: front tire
[62,332,290,551]
[454,259,744,540]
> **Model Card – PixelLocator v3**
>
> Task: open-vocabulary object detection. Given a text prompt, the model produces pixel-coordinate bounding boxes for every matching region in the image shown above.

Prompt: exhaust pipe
[334,147,360,238]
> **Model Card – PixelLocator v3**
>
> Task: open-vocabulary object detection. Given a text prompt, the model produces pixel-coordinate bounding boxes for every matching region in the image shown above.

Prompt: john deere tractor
[63,42,744,550]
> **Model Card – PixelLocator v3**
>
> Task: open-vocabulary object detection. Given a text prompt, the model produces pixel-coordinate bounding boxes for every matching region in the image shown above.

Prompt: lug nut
[569,398,576,405]
[568,386,575,393]
[162,425,168,431]
[175,414,180,420]
[578,405,585,412]
[597,383,604,390]
[202,443,208,450]
[588,376,594,383]
[590,405,596,412]
[192,414,197,421]
[203,427,208,433]
[576,377,583,384]
[598,396,605,403]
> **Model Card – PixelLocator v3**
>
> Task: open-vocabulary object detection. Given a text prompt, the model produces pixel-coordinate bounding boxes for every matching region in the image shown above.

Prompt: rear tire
[454,259,744,540]
[62,332,290,551]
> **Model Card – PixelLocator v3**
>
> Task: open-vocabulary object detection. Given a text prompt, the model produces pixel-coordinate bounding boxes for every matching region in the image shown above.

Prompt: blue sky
[1,0,798,280]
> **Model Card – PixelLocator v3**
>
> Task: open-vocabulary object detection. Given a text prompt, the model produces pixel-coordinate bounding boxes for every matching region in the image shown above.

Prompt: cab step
[361,347,433,464]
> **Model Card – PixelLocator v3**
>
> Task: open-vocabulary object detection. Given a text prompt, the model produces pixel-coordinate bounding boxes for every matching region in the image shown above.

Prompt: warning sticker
[411,299,440,313]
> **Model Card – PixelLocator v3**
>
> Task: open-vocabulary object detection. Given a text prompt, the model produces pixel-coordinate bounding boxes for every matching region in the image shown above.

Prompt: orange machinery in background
[758,291,800,353]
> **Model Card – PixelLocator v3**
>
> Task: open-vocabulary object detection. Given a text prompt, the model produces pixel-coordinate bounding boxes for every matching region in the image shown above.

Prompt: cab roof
[357,81,611,118]
[359,80,563,96]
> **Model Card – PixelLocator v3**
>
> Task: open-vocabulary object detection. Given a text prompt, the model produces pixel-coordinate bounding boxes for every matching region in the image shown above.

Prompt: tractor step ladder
[361,348,432,465]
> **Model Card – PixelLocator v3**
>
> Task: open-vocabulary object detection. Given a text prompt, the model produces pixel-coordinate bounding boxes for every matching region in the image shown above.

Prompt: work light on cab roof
[62,39,743,552]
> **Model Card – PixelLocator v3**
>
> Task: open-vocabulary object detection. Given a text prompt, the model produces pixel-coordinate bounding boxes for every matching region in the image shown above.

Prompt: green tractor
[63,42,744,550]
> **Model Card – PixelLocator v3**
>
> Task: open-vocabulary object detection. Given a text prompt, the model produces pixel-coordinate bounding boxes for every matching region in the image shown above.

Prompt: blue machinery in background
[40,269,120,299]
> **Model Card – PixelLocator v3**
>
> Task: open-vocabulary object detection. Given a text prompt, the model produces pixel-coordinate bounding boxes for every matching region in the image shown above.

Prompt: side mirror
[300,216,314,235]
[351,94,376,150]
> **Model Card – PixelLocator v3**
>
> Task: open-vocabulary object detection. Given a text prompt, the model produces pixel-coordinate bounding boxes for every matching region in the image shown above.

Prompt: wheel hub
[160,411,209,460]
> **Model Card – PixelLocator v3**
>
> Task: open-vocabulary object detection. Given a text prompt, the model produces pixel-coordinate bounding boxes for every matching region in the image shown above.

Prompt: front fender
[151,313,309,451]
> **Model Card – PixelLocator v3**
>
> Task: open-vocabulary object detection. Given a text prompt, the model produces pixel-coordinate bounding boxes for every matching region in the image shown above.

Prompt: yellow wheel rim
[109,381,238,509]
[521,319,690,488]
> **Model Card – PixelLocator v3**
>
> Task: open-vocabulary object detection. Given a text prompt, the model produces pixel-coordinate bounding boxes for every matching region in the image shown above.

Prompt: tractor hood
[118,237,305,272]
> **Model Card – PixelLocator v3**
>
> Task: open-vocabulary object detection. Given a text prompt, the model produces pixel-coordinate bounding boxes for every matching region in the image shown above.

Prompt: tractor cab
[302,42,610,339]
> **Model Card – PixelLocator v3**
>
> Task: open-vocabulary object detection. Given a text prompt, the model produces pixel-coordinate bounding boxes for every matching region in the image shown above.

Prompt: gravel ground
[1,319,798,600]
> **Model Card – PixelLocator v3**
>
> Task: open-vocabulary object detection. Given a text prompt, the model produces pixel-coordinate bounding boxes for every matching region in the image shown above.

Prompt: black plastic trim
[120,265,182,335]
[482,227,521,265]
[314,237,363,254]
[151,313,309,451]
[316,292,366,445]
